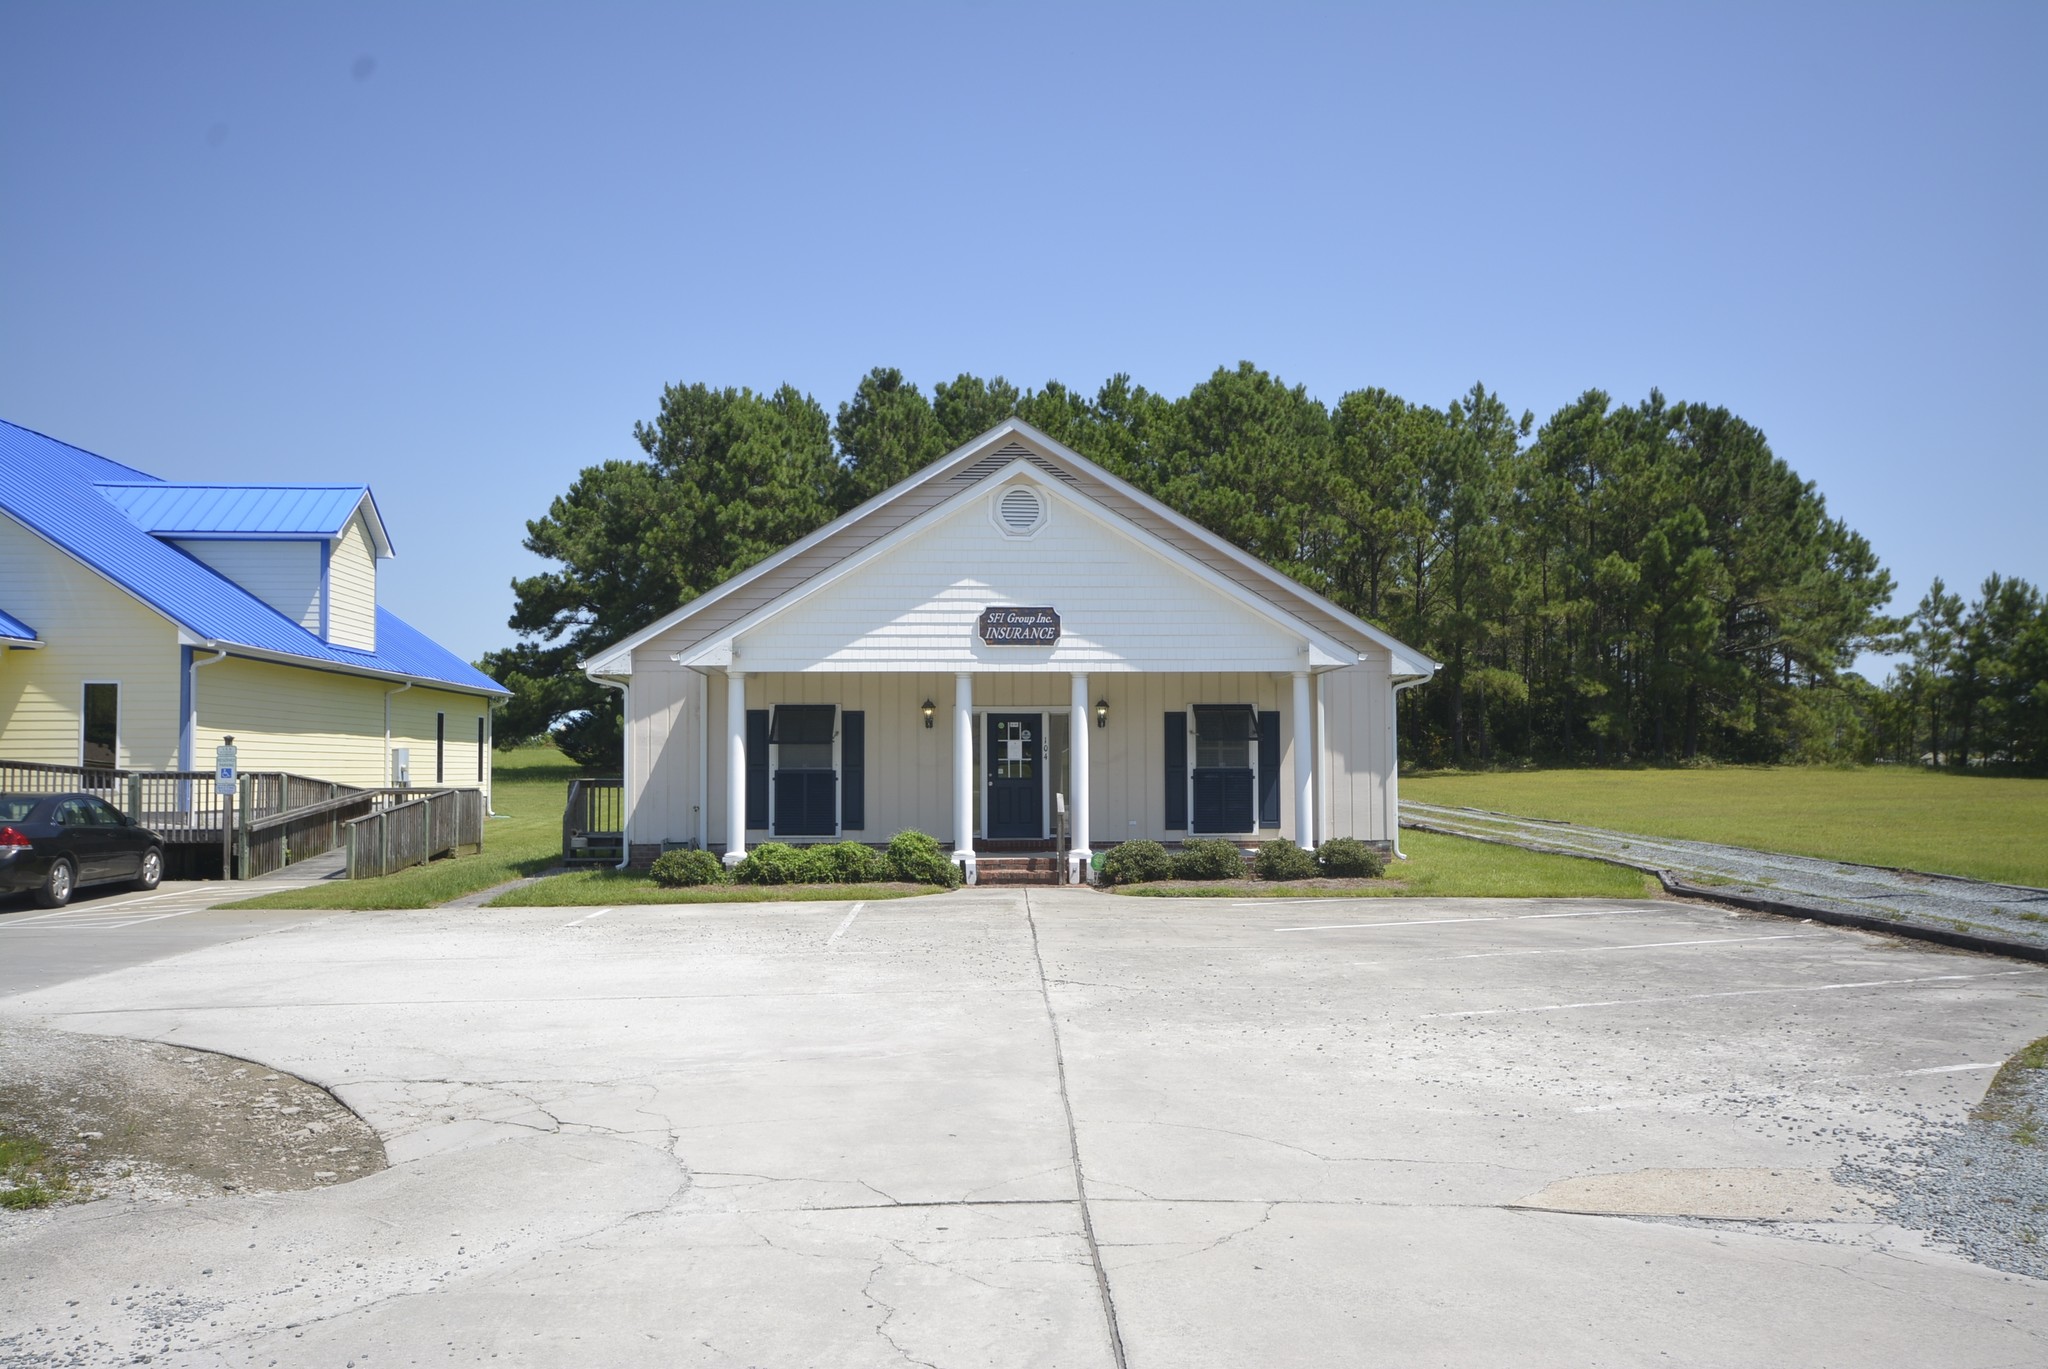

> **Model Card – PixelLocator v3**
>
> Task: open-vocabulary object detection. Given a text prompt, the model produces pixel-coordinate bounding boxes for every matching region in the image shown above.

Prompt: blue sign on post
[214,744,239,797]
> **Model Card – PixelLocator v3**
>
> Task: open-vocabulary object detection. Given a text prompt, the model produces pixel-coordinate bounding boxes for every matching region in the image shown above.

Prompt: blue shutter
[1257,711,1280,826]
[1163,712,1187,830]
[841,711,864,831]
[745,709,769,829]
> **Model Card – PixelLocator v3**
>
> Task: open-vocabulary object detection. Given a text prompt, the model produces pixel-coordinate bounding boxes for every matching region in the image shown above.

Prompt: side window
[53,799,87,827]
[88,798,126,827]
[82,683,118,768]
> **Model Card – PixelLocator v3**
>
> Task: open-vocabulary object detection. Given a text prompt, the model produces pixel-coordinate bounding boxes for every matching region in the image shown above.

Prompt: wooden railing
[562,778,624,865]
[0,757,493,880]
[344,788,485,879]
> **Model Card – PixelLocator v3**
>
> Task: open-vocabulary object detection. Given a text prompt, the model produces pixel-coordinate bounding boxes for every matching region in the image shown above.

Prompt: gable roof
[586,418,1437,680]
[96,482,394,554]
[0,419,503,696]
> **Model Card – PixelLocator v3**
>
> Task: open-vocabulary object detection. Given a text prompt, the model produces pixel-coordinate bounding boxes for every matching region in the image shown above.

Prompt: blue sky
[4,2,2042,672]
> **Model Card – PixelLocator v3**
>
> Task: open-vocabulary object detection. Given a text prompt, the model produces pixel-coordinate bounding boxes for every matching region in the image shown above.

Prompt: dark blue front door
[986,714,1042,840]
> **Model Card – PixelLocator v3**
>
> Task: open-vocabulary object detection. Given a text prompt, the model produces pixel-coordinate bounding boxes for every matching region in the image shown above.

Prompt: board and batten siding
[623,665,1389,848]
[191,656,489,793]
[652,477,1319,675]
[326,512,378,650]
[172,539,322,633]
[1318,659,1394,842]
[0,510,183,768]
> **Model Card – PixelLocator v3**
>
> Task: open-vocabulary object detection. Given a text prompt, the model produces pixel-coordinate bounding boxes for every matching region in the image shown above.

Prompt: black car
[0,793,165,908]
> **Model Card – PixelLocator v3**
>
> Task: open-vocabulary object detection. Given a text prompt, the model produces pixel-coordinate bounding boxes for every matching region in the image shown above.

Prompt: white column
[1293,670,1315,850]
[694,668,710,852]
[953,672,976,881]
[724,669,748,867]
[1069,671,1092,881]
[1314,672,1328,846]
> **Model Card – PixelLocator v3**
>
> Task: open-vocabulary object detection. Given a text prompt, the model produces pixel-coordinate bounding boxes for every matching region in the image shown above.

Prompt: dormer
[95,482,394,650]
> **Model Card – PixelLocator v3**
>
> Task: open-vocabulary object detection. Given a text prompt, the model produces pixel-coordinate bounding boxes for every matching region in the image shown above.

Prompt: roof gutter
[586,669,632,870]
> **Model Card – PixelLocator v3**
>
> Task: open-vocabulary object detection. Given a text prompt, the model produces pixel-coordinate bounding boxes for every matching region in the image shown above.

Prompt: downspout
[1390,676,1431,860]
[184,648,229,770]
[586,670,631,870]
[383,681,413,785]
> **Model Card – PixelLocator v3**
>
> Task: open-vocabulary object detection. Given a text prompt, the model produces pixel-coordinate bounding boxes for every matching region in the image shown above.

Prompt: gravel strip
[1403,801,2048,956]
[1836,1042,2048,1279]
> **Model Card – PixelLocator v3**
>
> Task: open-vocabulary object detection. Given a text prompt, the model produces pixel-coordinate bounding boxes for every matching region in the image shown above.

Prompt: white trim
[585,418,1436,680]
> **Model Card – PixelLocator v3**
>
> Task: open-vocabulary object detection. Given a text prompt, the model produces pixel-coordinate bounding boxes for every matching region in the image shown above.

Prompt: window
[477,716,486,783]
[768,705,836,837]
[1191,705,1257,834]
[82,683,118,768]
[767,705,835,771]
[1194,706,1254,769]
[436,712,446,784]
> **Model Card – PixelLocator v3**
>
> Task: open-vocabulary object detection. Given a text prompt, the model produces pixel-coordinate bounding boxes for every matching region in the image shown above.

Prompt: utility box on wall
[391,747,410,788]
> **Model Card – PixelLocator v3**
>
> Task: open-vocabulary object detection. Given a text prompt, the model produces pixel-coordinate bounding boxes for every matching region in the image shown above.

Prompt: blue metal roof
[95,482,391,551]
[0,608,36,643]
[0,419,503,695]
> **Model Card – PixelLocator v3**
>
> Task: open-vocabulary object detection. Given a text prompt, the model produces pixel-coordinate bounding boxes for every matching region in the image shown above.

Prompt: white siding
[172,539,322,632]
[0,512,183,768]
[662,477,1316,674]
[326,513,377,649]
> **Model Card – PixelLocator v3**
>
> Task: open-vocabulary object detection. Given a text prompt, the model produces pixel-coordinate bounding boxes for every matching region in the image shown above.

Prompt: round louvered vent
[995,485,1046,537]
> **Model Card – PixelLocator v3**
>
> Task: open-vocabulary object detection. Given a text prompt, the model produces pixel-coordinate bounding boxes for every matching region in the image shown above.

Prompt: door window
[993,719,1034,780]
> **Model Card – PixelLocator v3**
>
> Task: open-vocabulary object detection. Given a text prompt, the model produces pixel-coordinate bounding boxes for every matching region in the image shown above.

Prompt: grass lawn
[1116,830,1655,899]
[222,745,585,910]
[1403,766,2048,887]
[490,871,942,906]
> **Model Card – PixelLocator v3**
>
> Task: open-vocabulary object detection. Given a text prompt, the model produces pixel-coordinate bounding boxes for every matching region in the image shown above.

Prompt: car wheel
[35,857,75,909]
[133,847,163,892]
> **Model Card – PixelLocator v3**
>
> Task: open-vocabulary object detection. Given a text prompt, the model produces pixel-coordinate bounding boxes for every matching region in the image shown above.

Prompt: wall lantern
[1095,699,1109,730]
[921,699,936,729]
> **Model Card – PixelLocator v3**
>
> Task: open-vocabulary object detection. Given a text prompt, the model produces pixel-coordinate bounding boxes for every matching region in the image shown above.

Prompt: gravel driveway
[1403,800,2048,954]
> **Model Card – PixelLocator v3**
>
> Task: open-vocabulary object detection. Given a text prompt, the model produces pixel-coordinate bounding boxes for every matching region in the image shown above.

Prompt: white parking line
[562,907,613,928]
[827,902,866,947]
[1425,969,2040,1020]
[1276,908,1638,933]
[1418,932,1828,963]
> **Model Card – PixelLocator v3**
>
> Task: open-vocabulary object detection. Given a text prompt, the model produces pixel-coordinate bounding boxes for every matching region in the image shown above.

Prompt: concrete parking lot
[2,887,2045,1366]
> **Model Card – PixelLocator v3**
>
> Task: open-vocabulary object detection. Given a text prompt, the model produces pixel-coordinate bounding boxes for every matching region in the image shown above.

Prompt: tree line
[485,363,2042,773]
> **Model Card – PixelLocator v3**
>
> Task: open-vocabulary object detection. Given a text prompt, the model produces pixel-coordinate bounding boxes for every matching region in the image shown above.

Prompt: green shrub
[1315,837,1387,879]
[650,849,725,888]
[886,830,961,887]
[1099,839,1175,885]
[1173,838,1248,881]
[805,841,890,884]
[732,842,811,885]
[1254,838,1319,881]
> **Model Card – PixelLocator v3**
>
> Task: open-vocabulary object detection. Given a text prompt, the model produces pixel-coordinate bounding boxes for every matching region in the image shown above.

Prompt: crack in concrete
[1025,888,1130,1369]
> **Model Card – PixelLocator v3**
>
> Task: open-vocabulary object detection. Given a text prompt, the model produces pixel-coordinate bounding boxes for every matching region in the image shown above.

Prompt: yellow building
[0,419,506,797]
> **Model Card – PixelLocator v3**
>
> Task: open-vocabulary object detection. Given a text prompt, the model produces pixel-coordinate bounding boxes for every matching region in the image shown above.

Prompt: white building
[586,420,1435,882]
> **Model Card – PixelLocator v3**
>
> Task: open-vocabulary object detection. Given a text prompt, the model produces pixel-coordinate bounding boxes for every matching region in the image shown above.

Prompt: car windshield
[0,798,38,823]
